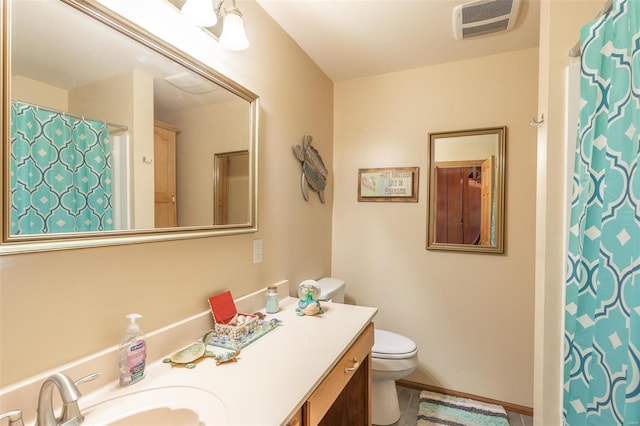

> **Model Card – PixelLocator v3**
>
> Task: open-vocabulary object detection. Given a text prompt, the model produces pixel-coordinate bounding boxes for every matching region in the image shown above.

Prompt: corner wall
[332,48,539,407]
[534,1,603,424]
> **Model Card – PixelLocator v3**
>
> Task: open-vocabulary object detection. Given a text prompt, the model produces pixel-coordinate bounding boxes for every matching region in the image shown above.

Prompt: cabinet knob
[344,357,359,374]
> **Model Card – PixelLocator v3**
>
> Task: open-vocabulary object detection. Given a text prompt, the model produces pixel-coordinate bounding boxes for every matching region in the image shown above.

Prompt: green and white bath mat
[418,390,509,426]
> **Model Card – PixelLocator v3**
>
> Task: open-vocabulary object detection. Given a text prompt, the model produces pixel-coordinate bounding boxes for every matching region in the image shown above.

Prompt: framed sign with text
[357,167,419,202]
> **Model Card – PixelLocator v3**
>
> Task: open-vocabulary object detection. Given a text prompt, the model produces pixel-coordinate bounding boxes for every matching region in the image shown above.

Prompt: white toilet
[311,278,419,426]
[370,329,418,425]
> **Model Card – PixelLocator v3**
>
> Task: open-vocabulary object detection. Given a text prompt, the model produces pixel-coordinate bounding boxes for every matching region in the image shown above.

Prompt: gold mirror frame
[426,127,506,254]
[0,0,259,254]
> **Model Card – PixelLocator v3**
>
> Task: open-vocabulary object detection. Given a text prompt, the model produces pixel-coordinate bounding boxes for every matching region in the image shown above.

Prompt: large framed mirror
[426,127,506,254]
[1,0,259,254]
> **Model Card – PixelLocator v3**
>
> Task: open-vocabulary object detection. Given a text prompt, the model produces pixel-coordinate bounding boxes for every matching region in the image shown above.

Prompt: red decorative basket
[208,291,258,339]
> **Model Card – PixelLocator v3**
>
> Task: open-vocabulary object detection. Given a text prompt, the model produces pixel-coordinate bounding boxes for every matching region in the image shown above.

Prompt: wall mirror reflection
[2,0,259,254]
[427,127,506,254]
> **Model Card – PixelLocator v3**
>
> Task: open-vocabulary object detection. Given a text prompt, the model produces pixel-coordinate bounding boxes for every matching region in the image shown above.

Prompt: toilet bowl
[371,329,418,425]
[307,278,419,425]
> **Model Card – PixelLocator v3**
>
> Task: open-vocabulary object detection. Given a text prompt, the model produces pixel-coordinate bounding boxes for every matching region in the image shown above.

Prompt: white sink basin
[82,386,228,425]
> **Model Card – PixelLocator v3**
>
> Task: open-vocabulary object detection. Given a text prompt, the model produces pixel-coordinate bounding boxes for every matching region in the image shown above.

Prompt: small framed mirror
[426,127,506,253]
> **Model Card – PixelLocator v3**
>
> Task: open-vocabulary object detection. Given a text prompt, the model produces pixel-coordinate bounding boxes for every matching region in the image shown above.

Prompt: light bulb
[181,0,217,28]
[219,10,249,51]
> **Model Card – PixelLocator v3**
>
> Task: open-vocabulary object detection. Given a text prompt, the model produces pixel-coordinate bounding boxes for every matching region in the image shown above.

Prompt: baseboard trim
[396,379,534,417]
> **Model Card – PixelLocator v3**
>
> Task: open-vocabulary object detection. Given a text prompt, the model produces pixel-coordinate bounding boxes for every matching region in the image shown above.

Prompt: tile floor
[391,385,534,426]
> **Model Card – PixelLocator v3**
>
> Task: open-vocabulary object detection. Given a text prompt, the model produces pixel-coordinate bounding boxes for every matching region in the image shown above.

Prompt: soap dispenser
[119,313,146,386]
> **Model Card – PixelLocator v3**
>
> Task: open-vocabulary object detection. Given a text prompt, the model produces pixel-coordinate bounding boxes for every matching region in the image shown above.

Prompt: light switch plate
[253,239,263,264]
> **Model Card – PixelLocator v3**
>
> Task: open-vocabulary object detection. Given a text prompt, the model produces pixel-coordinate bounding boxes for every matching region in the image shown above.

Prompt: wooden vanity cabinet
[303,323,374,426]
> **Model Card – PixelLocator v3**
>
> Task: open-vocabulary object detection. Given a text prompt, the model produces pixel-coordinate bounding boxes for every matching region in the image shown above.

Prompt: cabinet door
[317,356,370,426]
[305,323,374,426]
[154,122,178,227]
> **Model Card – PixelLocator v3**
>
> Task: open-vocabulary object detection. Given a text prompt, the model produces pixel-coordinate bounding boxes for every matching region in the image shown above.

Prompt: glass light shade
[219,11,250,51]
[181,0,217,28]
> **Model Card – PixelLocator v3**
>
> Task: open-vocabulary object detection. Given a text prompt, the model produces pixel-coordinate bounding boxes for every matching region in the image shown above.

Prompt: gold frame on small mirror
[426,127,506,254]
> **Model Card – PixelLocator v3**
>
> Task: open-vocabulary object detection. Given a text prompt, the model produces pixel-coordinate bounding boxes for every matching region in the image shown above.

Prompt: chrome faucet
[35,372,100,426]
[0,410,24,426]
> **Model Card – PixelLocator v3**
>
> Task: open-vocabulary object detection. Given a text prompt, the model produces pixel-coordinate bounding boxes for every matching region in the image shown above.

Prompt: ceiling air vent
[164,72,219,94]
[452,0,521,40]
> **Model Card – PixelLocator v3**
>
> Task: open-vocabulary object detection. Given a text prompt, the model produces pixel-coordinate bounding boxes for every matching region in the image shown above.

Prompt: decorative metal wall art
[292,135,328,203]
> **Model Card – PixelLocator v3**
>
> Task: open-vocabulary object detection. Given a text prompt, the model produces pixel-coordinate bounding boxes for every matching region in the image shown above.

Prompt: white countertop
[78,297,378,425]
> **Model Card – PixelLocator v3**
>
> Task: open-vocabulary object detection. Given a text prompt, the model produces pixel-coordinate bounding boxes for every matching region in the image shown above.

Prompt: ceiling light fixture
[181,0,250,51]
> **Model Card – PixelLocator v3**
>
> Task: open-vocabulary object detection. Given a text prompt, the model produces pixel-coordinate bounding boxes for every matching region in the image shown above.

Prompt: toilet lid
[372,329,417,359]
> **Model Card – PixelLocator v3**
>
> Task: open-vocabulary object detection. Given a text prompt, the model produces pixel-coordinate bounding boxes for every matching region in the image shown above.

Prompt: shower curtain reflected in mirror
[562,0,639,424]
[10,101,114,235]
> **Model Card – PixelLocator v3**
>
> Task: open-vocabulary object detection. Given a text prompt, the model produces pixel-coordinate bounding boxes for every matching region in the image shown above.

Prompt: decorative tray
[205,318,282,350]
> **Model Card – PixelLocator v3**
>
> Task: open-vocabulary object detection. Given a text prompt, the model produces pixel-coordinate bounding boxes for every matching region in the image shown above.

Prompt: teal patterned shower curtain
[563,0,639,425]
[10,101,114,234]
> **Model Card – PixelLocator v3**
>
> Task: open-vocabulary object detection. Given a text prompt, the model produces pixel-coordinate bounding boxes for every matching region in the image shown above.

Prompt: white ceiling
[254,0,540,82]
[12,0,236,117]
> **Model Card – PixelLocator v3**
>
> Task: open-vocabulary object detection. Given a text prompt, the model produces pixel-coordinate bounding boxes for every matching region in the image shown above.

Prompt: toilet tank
[316,277,346,303]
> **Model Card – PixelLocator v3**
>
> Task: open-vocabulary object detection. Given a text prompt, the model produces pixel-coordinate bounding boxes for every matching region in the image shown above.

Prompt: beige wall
[167,99,249,226]
[534,1,603,424]
[0,0,333,386]
[131,70,156,229]
[11,75,68,110]
[332,48,539,407]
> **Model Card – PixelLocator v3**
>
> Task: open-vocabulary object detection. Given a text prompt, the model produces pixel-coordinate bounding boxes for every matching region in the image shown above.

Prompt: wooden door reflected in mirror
[214,151,250,225]
[154,121,179,228]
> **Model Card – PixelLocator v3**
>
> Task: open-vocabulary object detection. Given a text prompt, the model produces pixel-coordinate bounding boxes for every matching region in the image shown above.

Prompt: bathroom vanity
[206,296,377,425]
[0,285,377,426]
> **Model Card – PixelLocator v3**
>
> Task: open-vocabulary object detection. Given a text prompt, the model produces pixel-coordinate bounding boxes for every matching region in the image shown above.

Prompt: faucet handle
[0,410,24,426]
[74,372,101,387]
